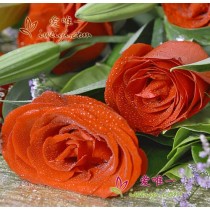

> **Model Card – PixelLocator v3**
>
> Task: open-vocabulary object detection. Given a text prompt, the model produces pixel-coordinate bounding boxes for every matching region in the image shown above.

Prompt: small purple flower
[28,75,53,99]
[161,199,167,207]
[179,168,185,176]
[197,176,210,189]
[185,179,194,192]
[174,134,210,207]
[179,200,190,207]
[197,163,206,171]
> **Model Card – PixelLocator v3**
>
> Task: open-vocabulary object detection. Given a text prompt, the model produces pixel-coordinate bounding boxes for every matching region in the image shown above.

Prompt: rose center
[135,72,174,104]
[43,127,112,172]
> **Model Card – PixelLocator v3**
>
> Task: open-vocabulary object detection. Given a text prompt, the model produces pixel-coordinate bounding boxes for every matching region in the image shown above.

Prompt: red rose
[2,91,147,198]
[162,3,210,28]
[105,41,210,136]
[18,3,112,74]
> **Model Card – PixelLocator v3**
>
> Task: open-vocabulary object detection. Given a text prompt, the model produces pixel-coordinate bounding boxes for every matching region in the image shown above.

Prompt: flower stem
[188,185,200,201]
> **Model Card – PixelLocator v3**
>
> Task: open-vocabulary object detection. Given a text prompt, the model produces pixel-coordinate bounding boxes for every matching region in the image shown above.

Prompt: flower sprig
[173,134,210,207]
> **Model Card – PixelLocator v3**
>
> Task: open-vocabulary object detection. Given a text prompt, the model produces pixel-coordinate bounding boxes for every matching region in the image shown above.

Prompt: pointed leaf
[171,57,210,72]
[173,104,210,127]
[61,63,110,93]
[172,104,210,134]
[2,80,32,119]
[137,132,173,147]
[64,80,106,96]
[159,142,197,174]
[168,136,200,160]
[151,18,166,47]
[45,73,76,92]
[120,20,155,53]
[164,162,194,180]
[105,43,125,67]
[164,17,210,45]
[173,128,192,148]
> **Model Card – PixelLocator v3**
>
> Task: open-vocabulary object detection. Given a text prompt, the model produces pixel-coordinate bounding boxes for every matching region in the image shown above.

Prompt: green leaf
[168,136,200,160]
[172,104,210,134]
[151,18,165,47]
[44,73,76,92]
[167,128,200,160]
[154,6,164,18]
[173,104,210,127]
[164,162,194,180]
[158,143,195,174]
[105,43,125,67]
[110,187,123,197]
[160,137,210,174]
[60,63,110,93]
[58,35,130,53]
[139,137,171,177]
[79,88,105,102]
[2,80,31,119]
[173,128,192,148]
[75,3,157,22]
[164,142,210,179]
[133,8,158,26]
[137,132,173,147]
[59,35,129,62]
[60,43,94,61]
[0,35,128,86]
[164,17,210,45]
[171,57,210,72]
[64,80,106,96]
[180,125,210,135]
[160,128,209,174]
[120,20,155,53]
[162,129,178,138]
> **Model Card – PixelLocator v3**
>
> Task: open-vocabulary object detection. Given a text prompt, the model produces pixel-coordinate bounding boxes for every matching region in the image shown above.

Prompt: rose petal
[144,41,208,65]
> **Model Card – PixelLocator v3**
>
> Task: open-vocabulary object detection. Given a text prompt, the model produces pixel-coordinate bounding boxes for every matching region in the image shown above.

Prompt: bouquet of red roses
[0,3,210,205]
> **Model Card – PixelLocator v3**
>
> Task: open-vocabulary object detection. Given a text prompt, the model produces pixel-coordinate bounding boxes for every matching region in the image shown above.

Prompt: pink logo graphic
[110,176,129,197]
[151,175,164,187]
[140,174,176,187]
[140,174,151,187]
[116,176,128,191]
